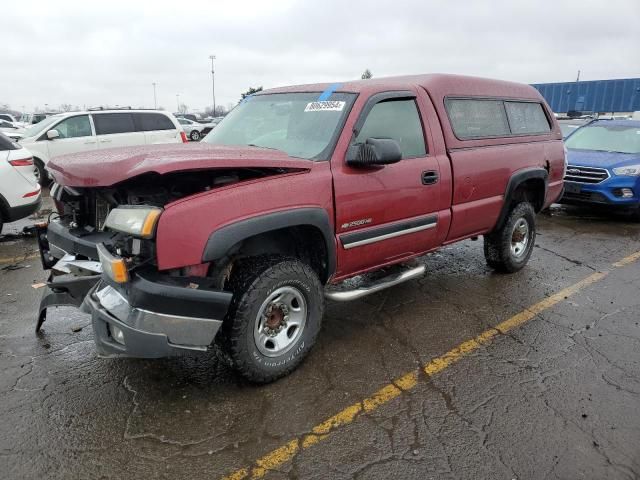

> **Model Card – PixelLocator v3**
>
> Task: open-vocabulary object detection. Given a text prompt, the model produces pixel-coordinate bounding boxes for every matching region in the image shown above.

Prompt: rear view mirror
[47,129,60,140]
[346,138,402,167]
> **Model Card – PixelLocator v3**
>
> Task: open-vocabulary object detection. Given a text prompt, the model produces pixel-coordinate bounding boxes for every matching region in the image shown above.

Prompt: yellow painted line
[612,250,640,268]
[0,252,39,265]
[221,264,625,480]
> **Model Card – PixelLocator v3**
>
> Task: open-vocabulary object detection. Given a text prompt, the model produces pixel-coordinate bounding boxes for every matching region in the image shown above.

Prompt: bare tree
[361,69,373,79]
[178,103,189,114]
[59,104,73,112]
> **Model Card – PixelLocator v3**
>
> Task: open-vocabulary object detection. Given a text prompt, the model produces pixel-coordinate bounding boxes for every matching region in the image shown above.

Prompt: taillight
[180,131,188,143]
[22,189,40,198]
[9,156,33,167]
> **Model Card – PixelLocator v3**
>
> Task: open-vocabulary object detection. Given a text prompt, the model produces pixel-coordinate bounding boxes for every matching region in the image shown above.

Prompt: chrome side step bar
[324,264,425,302]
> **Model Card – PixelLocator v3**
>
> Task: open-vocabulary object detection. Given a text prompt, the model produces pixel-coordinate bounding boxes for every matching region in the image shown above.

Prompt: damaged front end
[36,168,277,356]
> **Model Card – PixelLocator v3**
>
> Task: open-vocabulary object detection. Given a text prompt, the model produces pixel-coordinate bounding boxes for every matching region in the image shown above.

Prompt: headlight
[104,206,162,238]
[612,165,640,176]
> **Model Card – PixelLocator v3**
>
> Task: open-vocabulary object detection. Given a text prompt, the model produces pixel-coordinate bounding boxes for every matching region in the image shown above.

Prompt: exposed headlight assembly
[612,165,640,176]
[104,206,162,238]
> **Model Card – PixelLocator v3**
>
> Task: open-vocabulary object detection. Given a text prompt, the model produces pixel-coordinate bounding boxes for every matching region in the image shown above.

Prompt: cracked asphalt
[1,197,639,480]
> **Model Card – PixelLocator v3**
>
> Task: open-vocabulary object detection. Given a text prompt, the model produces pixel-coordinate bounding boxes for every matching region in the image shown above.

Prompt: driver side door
[331,90,442,278]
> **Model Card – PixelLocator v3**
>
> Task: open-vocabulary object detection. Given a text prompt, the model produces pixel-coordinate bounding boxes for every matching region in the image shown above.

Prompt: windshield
[565,123,640,154]
[204,92,356,159]
[22,115,61,139]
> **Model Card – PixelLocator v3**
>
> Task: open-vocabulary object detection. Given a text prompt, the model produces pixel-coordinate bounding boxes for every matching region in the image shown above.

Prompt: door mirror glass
[47,129,60,140]
[346,138,402,167]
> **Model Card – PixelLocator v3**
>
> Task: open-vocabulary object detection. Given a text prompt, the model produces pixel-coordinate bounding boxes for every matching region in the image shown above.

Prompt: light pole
[209,54,216,117]
[176,94,180,113]
[152,82,157,109]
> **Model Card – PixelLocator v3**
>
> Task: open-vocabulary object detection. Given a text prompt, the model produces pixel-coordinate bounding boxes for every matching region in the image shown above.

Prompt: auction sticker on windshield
[305,101,346,112]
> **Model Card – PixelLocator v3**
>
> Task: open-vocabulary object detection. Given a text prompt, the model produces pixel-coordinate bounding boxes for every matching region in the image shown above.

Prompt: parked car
[0,120,25,140]
[0,113,24,127]
[21,112,55,125]
[18,109,187,185]
[0,133,41,234]
[35,74,564,382]
[560,119,640,217]
[177,117,215,141]
[177,113,202,122]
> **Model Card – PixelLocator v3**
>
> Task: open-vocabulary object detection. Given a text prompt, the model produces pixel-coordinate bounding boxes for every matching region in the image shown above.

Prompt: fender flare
[202,207,336,279]
[494,167,548,231]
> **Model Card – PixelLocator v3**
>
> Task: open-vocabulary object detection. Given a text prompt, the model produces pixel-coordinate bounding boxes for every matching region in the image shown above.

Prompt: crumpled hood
[47,143,312,187]
[567,149,640,170]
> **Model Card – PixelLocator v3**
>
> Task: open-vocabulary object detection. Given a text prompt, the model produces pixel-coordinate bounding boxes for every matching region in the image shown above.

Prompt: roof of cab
[262,73,544,102]
[262,73,559,149]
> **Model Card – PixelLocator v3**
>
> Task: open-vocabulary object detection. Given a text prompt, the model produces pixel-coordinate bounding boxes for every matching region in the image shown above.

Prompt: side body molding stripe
[340,215,438,249]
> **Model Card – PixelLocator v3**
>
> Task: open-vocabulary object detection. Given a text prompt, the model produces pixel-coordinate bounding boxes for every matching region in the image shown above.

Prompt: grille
[564,165,609,184]
[563,191,608,204]
[95,197,111,230]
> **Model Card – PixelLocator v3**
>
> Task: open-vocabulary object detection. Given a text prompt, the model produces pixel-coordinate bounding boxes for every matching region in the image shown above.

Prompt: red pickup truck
[37,74,565,382]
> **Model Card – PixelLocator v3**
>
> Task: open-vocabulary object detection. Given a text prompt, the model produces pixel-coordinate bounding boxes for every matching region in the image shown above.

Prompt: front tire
[484,202,536,273]
[190,130,200,141]
[219,256,324,383]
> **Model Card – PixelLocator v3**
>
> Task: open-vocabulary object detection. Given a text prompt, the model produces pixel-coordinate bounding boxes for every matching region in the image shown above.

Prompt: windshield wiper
[247,143,281,152]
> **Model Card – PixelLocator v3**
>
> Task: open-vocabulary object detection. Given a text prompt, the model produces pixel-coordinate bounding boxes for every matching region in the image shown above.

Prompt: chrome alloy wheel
[254,286,307,357]
[510,218,530,258]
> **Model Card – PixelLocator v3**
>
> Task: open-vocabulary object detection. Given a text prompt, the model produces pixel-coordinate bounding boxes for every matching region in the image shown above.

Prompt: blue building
[531,78,640,114]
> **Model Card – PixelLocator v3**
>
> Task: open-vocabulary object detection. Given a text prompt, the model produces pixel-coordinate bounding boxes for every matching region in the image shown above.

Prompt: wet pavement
[1,199,639,480]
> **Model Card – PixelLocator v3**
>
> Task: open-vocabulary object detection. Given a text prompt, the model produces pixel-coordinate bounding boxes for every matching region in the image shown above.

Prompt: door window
[354,99,426,158]
[53,115,92,139]
[93,113,136,135]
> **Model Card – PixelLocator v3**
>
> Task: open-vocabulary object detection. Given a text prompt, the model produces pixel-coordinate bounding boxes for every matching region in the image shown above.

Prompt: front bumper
[36,220,233,358]
[83,272,233,358]
[560,178,640,208]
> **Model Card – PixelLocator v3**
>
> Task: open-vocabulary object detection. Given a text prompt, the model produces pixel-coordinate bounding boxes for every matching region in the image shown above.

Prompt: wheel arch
[493,167,548,232]
[202,208,336,283]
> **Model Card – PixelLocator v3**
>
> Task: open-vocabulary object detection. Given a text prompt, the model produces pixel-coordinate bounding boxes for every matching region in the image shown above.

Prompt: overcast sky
[2,0,639,113]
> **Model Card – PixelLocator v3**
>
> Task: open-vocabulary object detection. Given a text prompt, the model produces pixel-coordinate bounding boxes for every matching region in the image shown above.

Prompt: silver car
[177,117,215,141]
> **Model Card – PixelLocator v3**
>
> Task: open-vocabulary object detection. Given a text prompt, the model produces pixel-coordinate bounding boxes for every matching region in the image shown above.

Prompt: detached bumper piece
[36,273,101,332]
[84,271,233,358]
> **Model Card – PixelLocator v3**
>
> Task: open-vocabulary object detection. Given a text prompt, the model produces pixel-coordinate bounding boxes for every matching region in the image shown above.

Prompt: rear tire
[218,255,324,383]
[484,202,536,273]
[190,130,200,141]
[34,159,49,187]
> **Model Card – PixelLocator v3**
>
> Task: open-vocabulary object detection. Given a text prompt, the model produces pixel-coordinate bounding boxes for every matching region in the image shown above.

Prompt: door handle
[84,141,96,145]
[99,139,111,143]
[421,170,439,185]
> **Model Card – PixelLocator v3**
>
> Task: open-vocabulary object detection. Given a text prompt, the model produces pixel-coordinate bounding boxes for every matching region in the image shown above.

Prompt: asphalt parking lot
[1,196,639,480]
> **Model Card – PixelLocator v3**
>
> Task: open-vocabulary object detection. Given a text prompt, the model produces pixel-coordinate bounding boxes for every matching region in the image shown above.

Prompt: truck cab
[36,74,564,383]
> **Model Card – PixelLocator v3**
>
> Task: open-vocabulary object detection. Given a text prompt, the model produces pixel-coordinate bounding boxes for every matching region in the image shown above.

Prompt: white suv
[0,133,41,234]
[18,109,187,184]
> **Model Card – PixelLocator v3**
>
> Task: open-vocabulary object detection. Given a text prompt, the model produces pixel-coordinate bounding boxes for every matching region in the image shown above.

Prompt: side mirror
[47,129,60,140]
[346,138,402,167]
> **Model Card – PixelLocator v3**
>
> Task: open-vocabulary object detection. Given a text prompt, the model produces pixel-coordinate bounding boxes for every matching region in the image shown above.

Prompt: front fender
[202,207,336,277]
[155,161,335,271]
